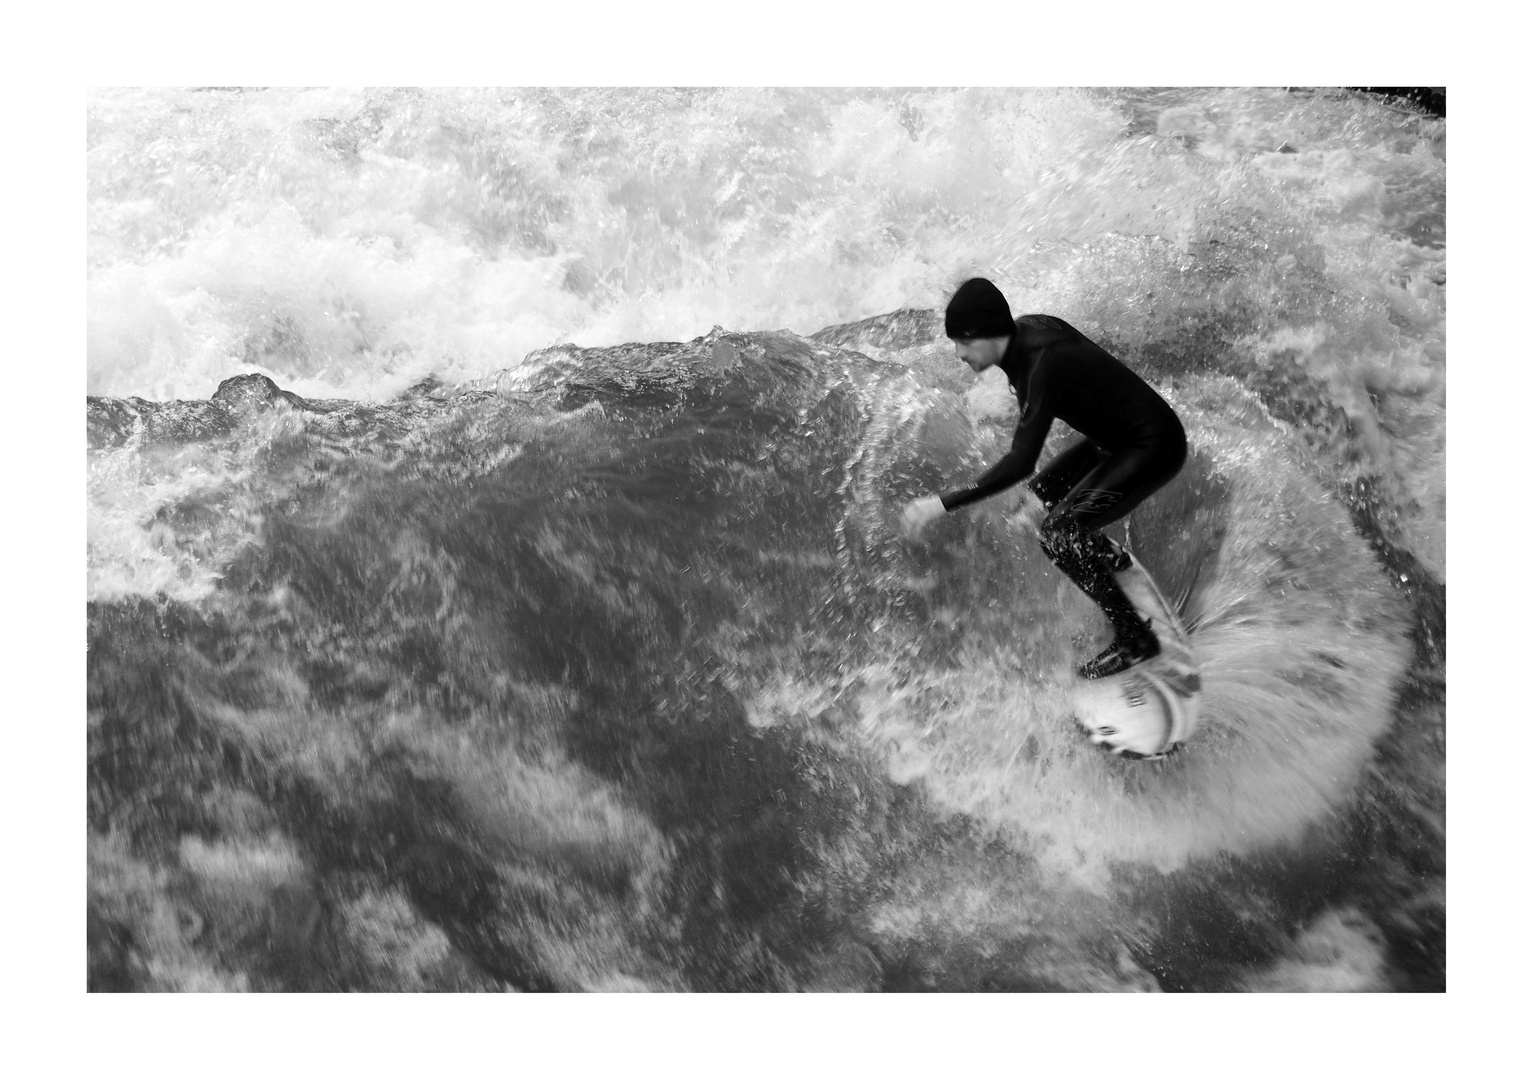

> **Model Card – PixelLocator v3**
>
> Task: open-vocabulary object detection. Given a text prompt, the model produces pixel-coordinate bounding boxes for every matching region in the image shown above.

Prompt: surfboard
[1071,552,1201,760]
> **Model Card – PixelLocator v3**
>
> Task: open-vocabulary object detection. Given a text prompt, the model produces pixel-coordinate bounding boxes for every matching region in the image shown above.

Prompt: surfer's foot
[1077,625,1160,679]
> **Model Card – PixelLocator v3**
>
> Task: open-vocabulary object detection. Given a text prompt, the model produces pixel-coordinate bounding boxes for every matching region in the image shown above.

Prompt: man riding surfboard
[902,277,1187,680]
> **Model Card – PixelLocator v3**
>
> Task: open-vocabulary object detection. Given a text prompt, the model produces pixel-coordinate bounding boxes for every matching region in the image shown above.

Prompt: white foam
[87,87,1445,413]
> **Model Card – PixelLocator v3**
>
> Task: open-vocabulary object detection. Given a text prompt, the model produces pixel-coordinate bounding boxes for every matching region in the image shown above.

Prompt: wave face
[87,87,1445,992]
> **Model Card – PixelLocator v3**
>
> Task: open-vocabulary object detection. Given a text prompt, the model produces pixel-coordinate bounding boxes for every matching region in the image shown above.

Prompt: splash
[750,372,1410,882]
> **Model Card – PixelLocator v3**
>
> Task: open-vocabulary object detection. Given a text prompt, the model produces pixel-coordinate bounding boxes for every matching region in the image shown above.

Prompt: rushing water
[86,87,1445,992]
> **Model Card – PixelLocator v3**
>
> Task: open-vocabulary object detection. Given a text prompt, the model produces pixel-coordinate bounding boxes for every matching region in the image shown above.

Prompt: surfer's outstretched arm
[938,398,1052,512]
[902,347,1052,538]
[901,414,1049,536]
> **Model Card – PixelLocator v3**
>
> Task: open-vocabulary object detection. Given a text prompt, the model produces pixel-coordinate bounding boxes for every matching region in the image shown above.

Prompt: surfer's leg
[1027,438,1107,511]
[1037,518,1149,655]
[1043,433,1185,532]
[1035,437,1186,677]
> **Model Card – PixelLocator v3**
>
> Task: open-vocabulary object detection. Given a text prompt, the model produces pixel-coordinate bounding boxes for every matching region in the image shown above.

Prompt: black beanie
[944,277,1014,339]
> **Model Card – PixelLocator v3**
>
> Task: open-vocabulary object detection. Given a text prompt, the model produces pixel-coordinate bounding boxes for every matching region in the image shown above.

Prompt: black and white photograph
[82,83,1449,1005]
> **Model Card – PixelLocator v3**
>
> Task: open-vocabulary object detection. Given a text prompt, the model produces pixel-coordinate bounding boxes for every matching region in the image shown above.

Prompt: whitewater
[86,86,1445,992]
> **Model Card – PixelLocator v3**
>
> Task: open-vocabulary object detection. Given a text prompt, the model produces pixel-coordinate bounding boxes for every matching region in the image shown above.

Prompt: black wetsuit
[939,314,1186,641]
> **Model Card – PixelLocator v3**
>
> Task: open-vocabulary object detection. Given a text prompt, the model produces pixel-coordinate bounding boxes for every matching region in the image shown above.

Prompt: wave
[87,321,1434,991]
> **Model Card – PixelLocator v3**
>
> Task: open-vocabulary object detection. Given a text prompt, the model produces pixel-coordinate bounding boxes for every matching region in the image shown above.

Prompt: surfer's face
[952,336,1009,373]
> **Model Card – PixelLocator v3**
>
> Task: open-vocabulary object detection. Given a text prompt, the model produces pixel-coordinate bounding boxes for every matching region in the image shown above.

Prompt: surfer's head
[946,277,1013,371]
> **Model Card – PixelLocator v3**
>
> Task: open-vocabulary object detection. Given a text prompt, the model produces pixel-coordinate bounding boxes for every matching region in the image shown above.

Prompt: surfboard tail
[1071,552,1202,760]
[1115,551,1192,652]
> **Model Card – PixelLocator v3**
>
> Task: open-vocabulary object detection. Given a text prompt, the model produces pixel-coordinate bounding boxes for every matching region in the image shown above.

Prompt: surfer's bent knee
[1046,435,1186,534]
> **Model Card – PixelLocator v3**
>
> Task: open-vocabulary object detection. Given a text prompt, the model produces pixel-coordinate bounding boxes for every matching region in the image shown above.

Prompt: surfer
[903,277,1187,679]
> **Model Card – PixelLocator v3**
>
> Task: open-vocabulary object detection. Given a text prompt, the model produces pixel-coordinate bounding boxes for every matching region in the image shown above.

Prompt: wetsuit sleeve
[940,358,1054,512]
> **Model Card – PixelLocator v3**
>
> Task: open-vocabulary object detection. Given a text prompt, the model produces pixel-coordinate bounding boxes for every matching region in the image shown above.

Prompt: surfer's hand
[901,495,946,538]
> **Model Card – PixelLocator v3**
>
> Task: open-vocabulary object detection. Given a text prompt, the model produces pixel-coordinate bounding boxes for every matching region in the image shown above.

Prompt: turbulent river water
[86,87,1445,992]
